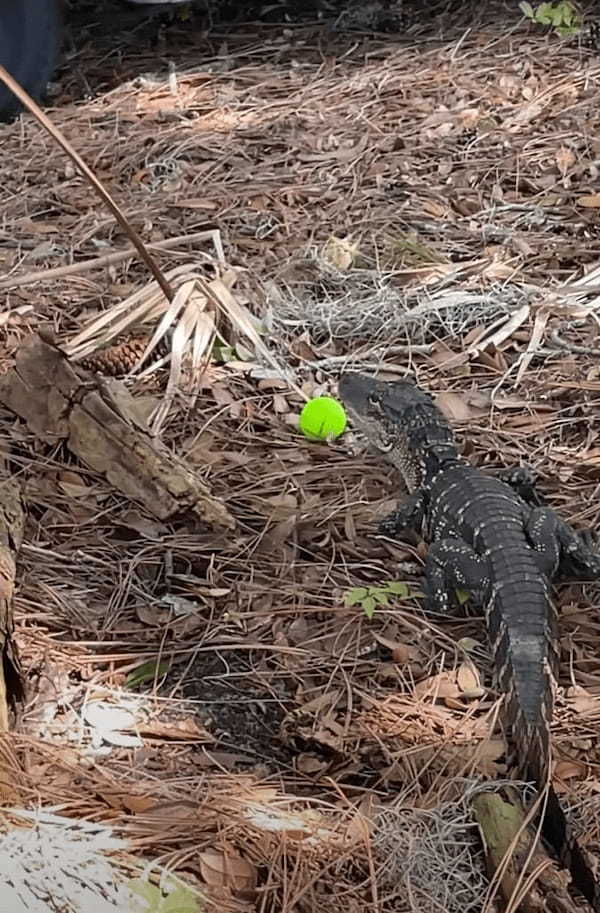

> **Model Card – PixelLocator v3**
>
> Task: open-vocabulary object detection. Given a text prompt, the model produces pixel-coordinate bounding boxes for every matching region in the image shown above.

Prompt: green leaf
[535,3,555,23]
[345,587,368,607]
[126,660,170,689]
[519,1,534,17]
[372,590,389,606]
[560,4,574,24]
[162,885,202,913]
[128,878,202,913]
[384,581,410,597]
[457,636,482,653]
[129,879,163,913]
[455,588,471,606]
[363,596,376,619]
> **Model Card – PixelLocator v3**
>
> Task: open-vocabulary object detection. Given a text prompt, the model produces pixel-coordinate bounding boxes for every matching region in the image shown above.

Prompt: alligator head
[338,372,459,489]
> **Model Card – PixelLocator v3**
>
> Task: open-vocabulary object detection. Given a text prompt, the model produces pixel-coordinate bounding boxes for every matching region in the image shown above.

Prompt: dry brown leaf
[287,616,309,644]
[564,685,599,714]
[421,199,451,219]
[372,633,419,664]
[435,391,475,422]
[135,603,171,627]
[122,795,157,814]
[474,738,506,776]
[578,194,600,208]
[58,469,92,498]
[457,660,484,698]
[444,696,467,710]
[296,753,328,774]
[555,759,587,781]
[265,493,298,512]
[556,146,576,176]
[137,717,213,741]
[413,672,461,701]
[272,393,289,414]
[198,848,257,895]
[321,235,359,270]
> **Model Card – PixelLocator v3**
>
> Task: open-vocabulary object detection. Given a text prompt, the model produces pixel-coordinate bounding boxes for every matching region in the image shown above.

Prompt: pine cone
[79,335,169,376]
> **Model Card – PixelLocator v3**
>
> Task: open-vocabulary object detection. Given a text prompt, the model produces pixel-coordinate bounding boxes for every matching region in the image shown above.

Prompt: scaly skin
[338,371,600,909]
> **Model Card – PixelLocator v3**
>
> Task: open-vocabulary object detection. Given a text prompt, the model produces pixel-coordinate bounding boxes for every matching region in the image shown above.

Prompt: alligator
[338,371,600,909]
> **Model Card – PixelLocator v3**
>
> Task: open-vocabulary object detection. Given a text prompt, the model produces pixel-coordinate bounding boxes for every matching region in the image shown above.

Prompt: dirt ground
[1,1,600,911]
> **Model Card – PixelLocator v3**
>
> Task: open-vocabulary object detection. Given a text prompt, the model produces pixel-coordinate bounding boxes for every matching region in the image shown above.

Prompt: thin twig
[0,231,223,291]
[0,65,174,302]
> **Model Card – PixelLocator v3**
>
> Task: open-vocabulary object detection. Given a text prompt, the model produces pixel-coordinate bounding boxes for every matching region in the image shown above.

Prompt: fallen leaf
[435,391,480,422]
[458,107,480,129]
[413,672,461,701]
[119,510,168,538]
[457,660,484,697]
[578,193,600,208]
[58,469,92,498]
[556,146,576,176]
[475,738,506,776]
[296,753,328,774]
[564,685,599,714]
[199,849,257,895]
[372,633,419,664]
[272,393,289,414]
[321,235,359,270]
[555,760,587,781]
[122,795,157,814]
[126,659,170,687]
[137,718,213,741]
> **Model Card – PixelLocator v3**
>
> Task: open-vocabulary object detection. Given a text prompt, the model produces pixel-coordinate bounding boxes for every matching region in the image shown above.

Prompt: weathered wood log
[472,790,578,913]
[0,334,235,532]
[0,469,25,730]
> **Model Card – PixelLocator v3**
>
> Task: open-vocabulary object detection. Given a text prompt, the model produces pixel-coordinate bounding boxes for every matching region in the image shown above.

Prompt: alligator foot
[525,507,600,580]
[423,538,489,615]
[498,465,545,507]
[378,491,425,543]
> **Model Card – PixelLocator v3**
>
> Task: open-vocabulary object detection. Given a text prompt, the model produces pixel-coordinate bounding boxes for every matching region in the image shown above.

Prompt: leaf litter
[1,0,600,911]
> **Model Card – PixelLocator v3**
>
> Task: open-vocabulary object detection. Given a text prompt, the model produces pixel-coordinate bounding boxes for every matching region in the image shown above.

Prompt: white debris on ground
[0,809,131,913]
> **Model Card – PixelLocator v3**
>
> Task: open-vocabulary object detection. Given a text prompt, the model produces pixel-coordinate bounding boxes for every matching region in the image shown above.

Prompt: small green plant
[129,877,202,913]
[455,587,471,606]
[520,1,581,36]
[126,660,170,689]
[345,581,410,619]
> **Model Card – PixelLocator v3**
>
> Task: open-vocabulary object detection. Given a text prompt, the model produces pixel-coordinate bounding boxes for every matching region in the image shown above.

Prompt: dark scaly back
[339,373,600,908]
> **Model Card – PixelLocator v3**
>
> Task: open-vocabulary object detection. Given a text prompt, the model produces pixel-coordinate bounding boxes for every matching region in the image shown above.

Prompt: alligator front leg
[423,538,489,615]
[524,507,600,580]
[378,491,426,543]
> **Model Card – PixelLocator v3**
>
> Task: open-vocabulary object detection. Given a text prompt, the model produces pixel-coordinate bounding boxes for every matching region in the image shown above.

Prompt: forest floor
[1,1,600,911]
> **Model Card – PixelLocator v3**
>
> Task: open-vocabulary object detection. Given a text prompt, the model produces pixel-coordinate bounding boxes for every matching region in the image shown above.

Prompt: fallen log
[472,789,578,913]
[0,334,235,532]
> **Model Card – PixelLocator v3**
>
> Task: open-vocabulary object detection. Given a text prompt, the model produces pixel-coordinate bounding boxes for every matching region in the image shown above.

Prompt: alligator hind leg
[525,507,600,580]
[497,465,545,507]
[423,538,489,615]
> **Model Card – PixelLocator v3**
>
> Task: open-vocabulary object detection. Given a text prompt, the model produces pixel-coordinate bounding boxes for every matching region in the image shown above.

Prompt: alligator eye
[380,438,394,452]
[368,394,380,407]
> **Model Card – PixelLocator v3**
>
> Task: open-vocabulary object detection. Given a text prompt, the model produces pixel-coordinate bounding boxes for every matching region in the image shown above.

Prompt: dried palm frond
[64,262,302,432]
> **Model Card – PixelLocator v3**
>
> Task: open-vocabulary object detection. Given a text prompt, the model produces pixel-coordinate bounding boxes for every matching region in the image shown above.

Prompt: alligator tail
[511,709,600,910]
